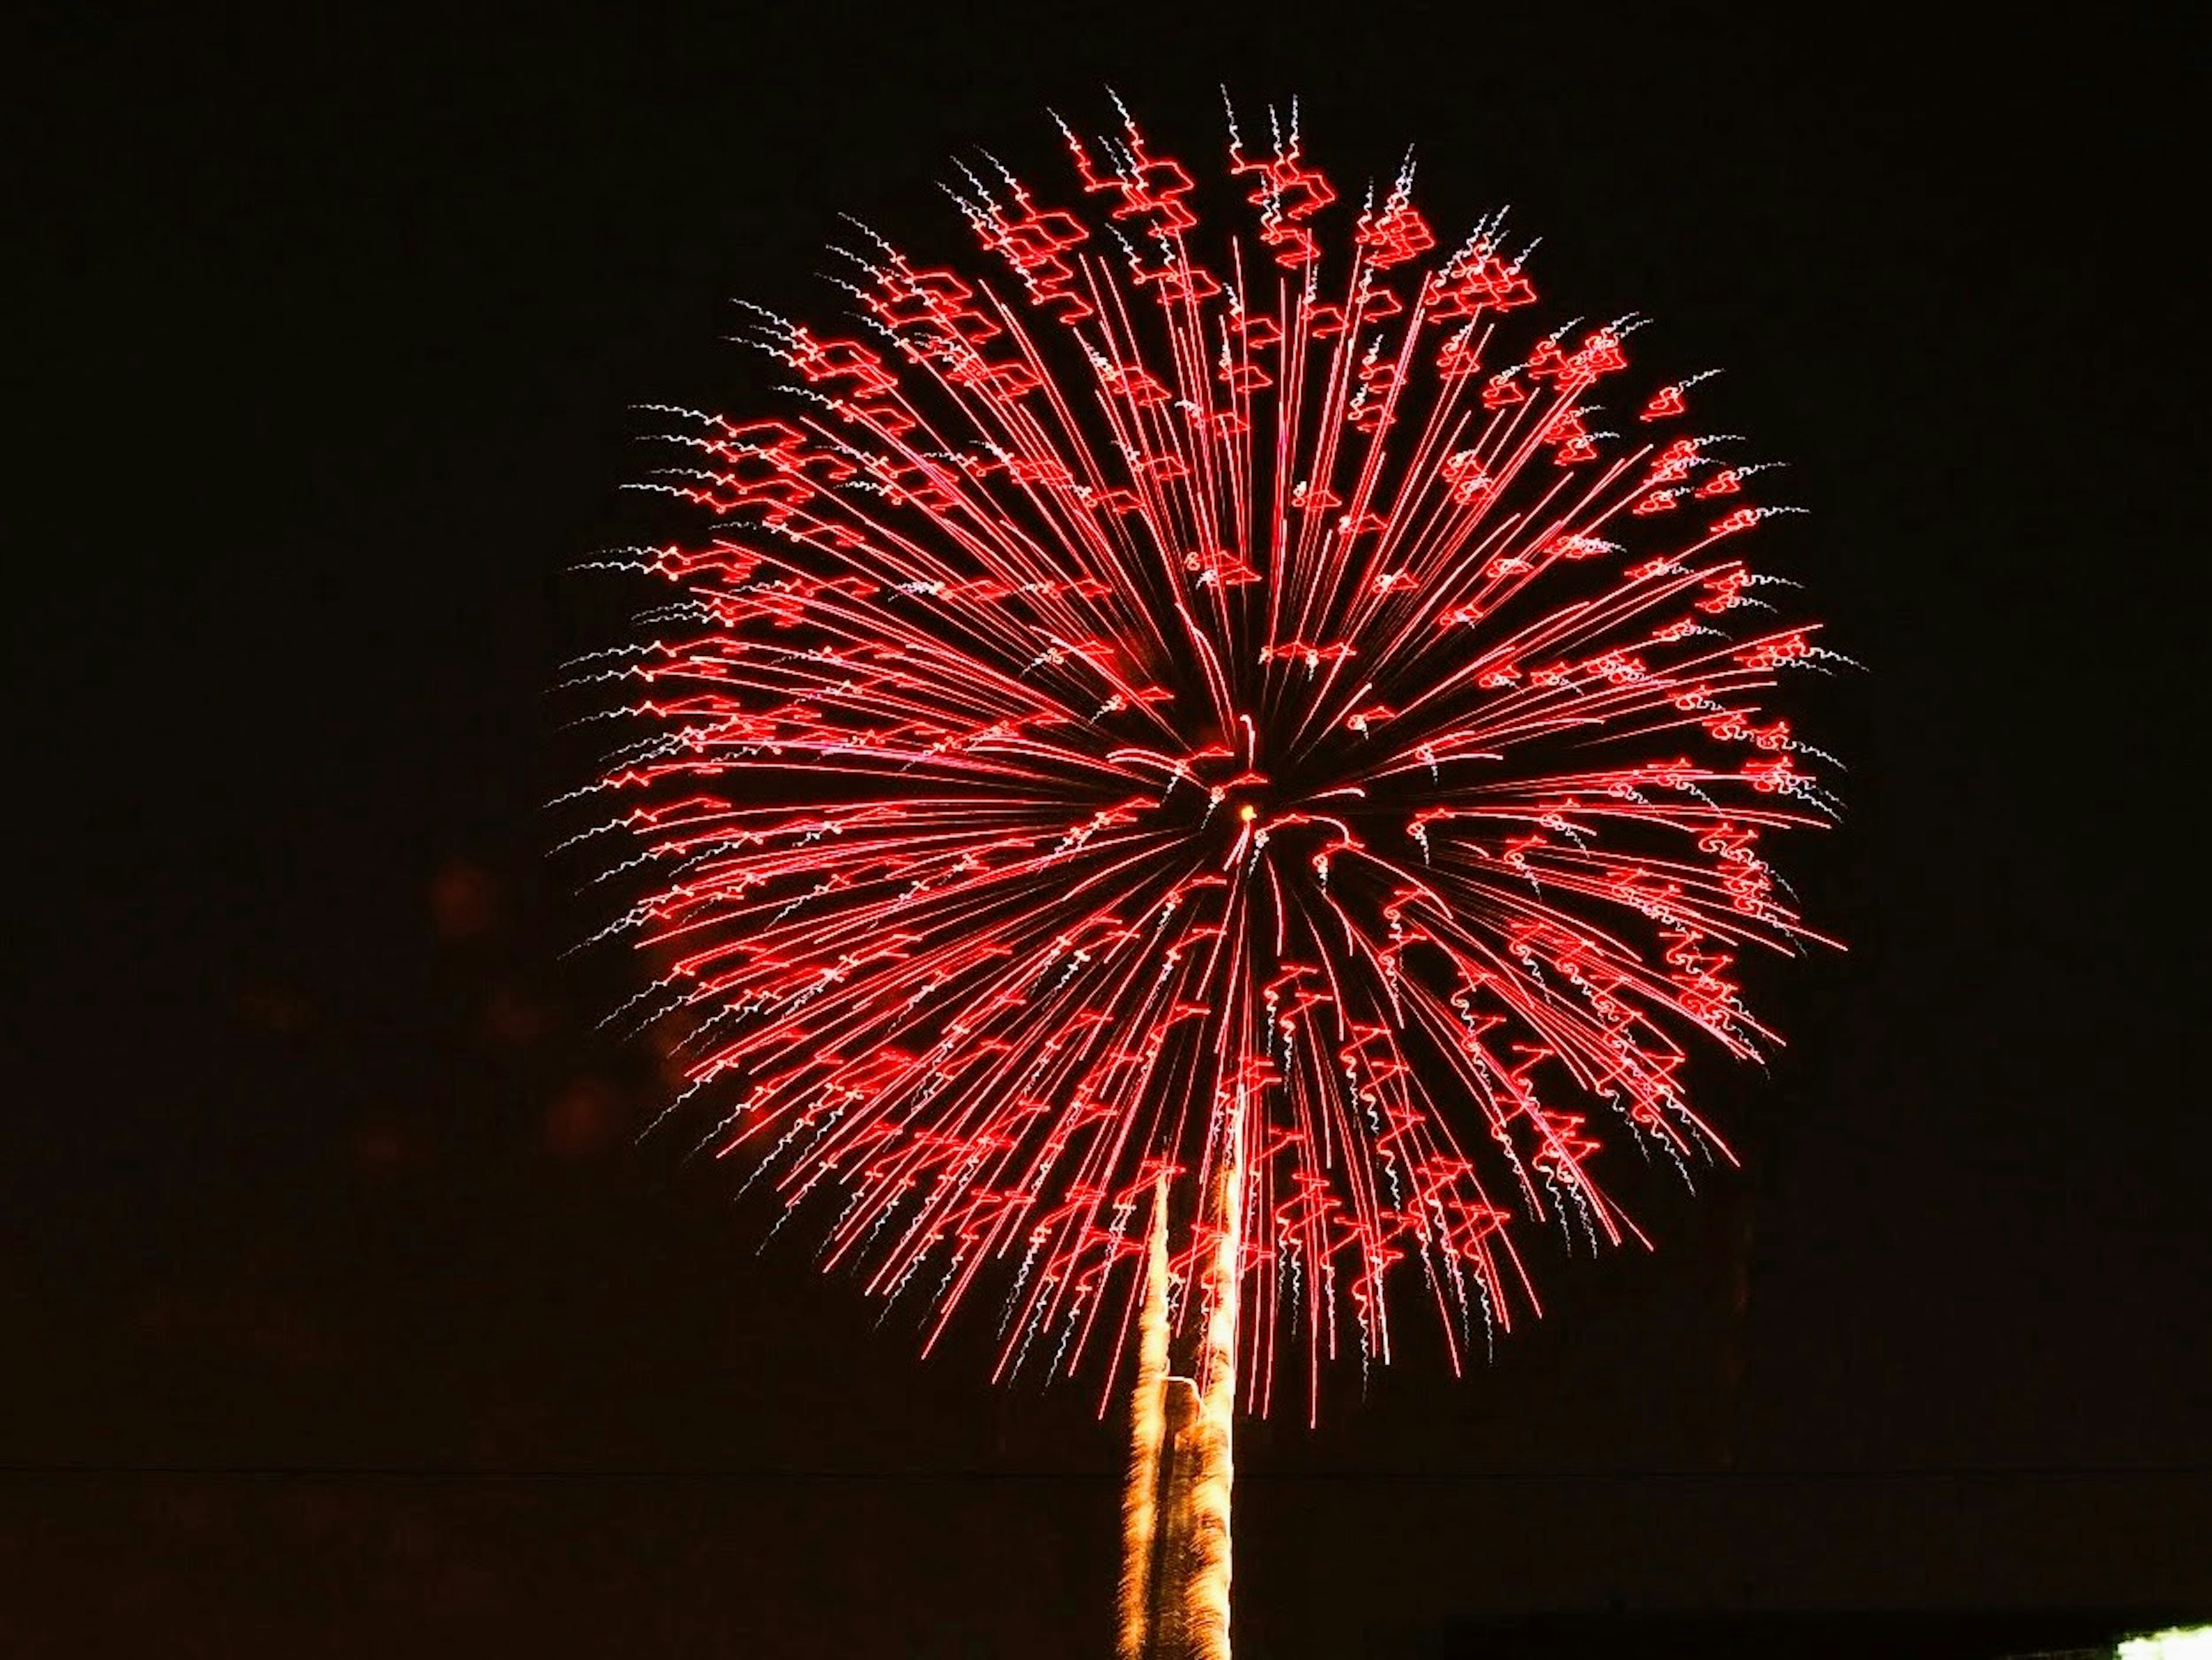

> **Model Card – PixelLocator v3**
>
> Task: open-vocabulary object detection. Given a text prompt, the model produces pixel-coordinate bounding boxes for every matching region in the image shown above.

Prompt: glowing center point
[1238,804,1257,823]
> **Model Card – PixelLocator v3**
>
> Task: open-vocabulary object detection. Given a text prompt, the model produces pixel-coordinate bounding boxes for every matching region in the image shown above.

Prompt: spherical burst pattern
[568,100,1842,1419]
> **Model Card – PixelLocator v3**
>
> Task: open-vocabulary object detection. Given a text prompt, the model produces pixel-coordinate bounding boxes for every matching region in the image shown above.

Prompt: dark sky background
[11,5,2206,1656]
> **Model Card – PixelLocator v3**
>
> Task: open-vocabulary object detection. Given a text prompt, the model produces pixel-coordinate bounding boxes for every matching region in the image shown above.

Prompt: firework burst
[565,97,1843,1423]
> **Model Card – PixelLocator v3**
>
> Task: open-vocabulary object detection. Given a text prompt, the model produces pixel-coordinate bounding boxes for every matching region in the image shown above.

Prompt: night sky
[12,6,2206,1655]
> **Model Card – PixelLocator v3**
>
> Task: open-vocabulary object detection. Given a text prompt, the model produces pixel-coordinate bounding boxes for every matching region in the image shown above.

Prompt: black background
[10,5,2206,1655]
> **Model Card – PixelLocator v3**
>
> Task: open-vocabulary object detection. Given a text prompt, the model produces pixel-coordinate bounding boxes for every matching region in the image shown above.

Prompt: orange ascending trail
[1120,1131,1243,1660]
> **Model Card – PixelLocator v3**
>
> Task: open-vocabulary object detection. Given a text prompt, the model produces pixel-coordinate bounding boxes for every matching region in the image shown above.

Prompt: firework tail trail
[1121,1123,1243,1660]
[1180,1111,1243,1660]
[574,96,1842,1422]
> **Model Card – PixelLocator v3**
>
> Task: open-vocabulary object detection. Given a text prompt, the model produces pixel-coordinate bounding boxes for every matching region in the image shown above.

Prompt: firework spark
[567,97,1842,1423]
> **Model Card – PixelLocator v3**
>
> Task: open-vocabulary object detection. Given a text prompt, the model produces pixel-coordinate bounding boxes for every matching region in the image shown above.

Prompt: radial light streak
[569,97,1843,1424]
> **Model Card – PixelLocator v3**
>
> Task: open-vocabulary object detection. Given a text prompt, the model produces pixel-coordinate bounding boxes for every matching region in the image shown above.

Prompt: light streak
[574,98,1843,1424]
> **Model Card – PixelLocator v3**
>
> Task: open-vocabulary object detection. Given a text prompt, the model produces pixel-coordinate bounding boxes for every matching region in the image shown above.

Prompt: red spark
[571,100,1843,1422]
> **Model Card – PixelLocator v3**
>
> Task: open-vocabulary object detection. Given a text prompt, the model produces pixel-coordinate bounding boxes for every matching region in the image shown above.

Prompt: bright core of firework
[563,97,1843,1420]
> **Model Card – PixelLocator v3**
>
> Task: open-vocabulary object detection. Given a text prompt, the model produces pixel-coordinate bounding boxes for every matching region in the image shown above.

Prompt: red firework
[569,98,1842,1420]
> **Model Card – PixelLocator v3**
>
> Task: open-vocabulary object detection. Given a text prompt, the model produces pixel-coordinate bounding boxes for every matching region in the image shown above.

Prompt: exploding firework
[565,97,1842,1423]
